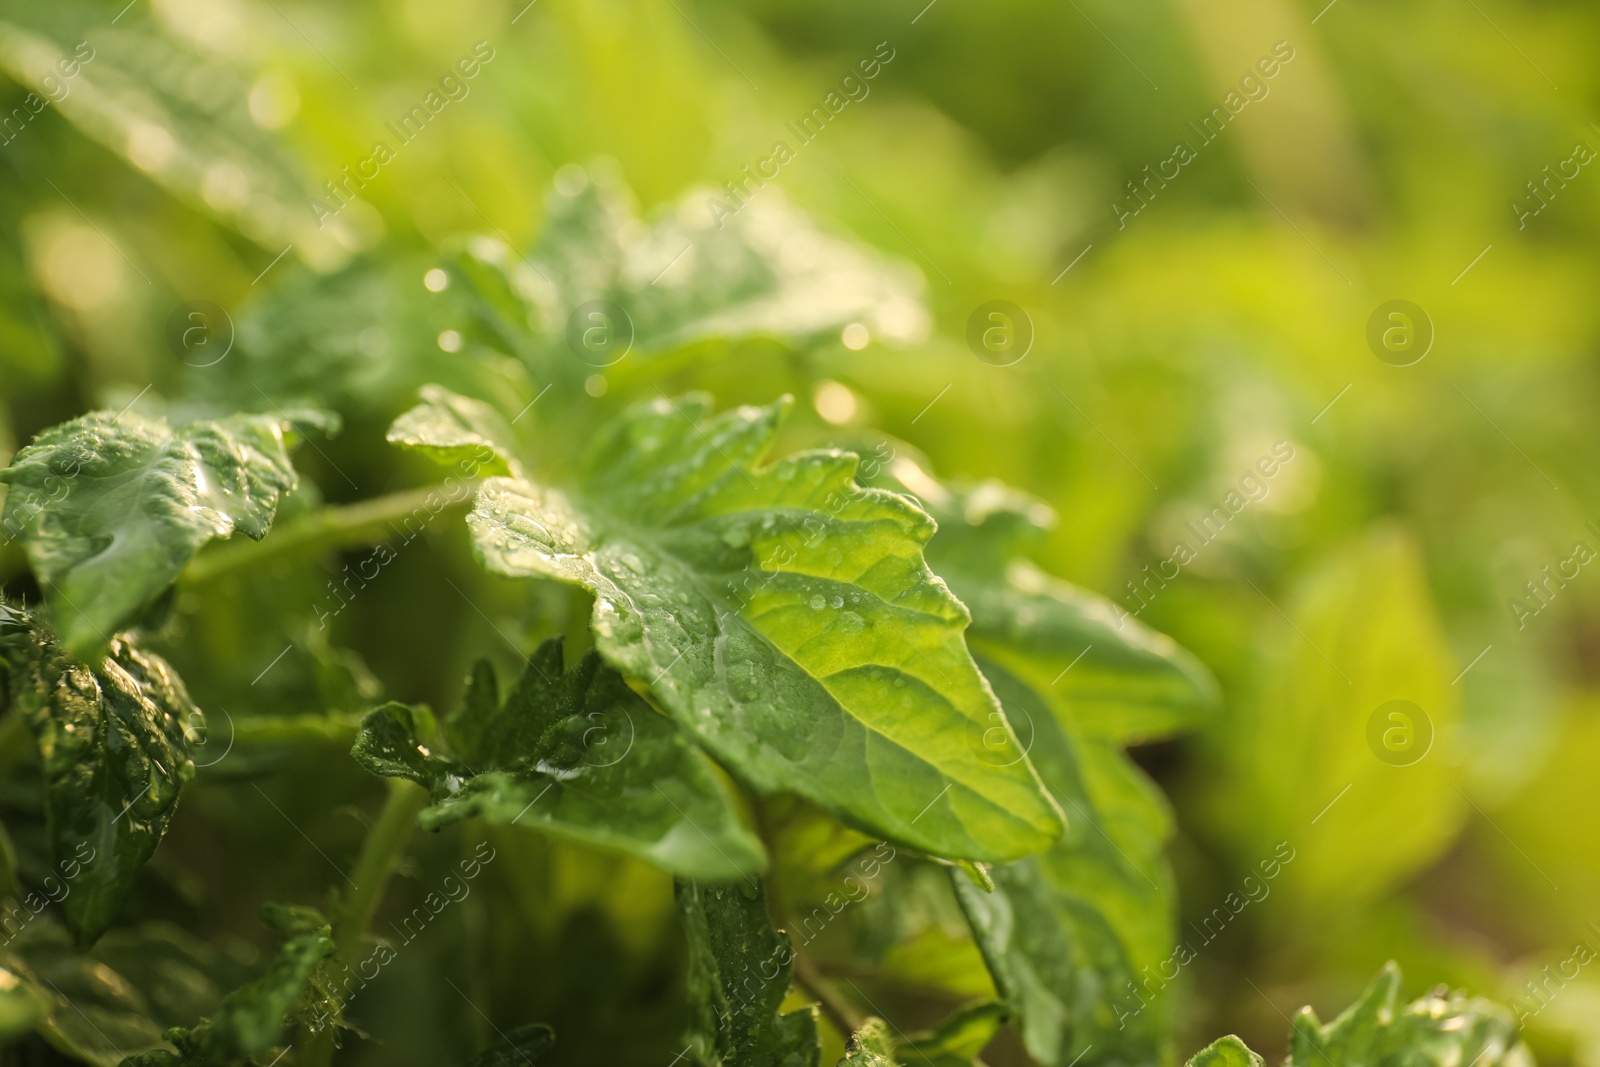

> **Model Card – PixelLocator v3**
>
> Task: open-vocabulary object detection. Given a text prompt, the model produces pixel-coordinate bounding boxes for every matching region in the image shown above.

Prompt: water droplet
[809,594,825,610]
[830,595,844,609]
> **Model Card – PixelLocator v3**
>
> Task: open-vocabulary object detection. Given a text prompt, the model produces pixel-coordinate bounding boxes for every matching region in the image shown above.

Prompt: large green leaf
[676,878,820,1067]
[466,395,1064,863]
[0,604,200,946]
[351,639,765,880]
[0,410,317,657]
[865,464,1215,1067]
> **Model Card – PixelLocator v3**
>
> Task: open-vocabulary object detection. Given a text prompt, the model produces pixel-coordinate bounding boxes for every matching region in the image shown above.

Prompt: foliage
[0,1,1574,1066]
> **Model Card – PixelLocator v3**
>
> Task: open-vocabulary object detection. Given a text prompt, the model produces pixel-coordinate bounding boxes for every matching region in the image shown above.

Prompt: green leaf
[0,603,200,945]
[866,464,1216,1067]
[838,1018,897,1067]
[453,162,926,380]
[899,1001,1010,1066]
[0,410,315,657]
[351,640,766,880]
[1223,530,1465,905]
[387,384,522,478]
[676,878,820,1067]
[1288,962,1529,1067]
[1185,1036,1264,1067]
[465,1023,556,1067]
[0,1,350,261]
[467,395,1064,863]
[199,918,334,1063]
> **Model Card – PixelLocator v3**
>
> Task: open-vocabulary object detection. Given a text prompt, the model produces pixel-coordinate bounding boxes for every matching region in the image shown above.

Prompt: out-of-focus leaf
[676,878,820,1067]
[839,1017,896,1067]
[467,394,1064,863]
[0,603,199,945]
[867,460,1214,1067]
[0,1,350,263]
[0,964,46,1042]
[452,163,927,400]
[899,1000,1009,1066]
[351,639,765,880]
[1185,1036,1263,1067]
[465,1022,556,1067]
[0,410,314,657]
[386,383,522,478]
[1231,530,1464,904]
[0,920,218,1066]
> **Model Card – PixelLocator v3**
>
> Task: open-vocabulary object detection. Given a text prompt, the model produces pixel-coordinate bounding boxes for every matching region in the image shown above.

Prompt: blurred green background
[1,0,1597,1063]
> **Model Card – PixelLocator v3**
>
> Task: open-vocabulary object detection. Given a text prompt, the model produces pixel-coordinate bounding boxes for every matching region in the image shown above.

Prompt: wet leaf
[0,604,199,946]
[466,395,1063,863]
[351,639,765,880]
[0,410,315,658]
[676,878,820,1067]
[387,383,522,479]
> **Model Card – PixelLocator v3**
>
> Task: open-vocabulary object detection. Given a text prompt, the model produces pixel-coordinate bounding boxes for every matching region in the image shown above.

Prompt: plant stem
[299,778,428,1067]
[332,778,429,965]
[182,484,473,586]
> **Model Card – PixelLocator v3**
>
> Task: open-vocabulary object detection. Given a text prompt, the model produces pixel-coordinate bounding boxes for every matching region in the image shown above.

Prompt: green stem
[299,778,428,1067]
[332,778,429,965]
[182,484,472,586]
